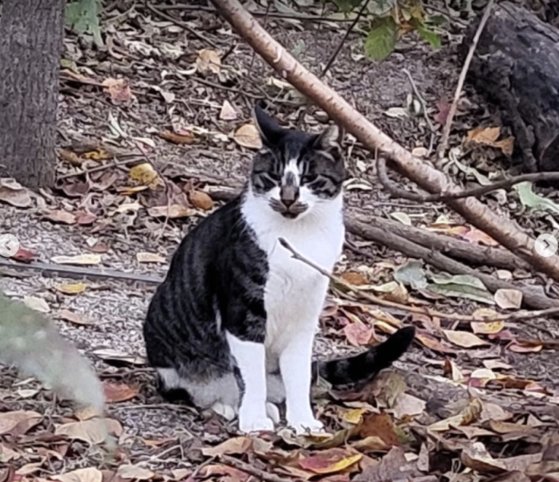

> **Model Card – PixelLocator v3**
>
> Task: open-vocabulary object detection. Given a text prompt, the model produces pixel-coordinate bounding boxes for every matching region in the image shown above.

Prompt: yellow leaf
[471,320,504,334]
[129,163,160,187]
[56,282,87,295]
[466,126,514,156]
[443,330,488,348]
[189,190,214,211]
[299,449,362,475]
[343,408,365,424]
[233,123,262,149]
[136,252,166,264]
[51,254,102,266]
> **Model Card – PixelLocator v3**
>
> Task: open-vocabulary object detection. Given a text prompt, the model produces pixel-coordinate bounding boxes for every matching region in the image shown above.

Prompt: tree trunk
[0,0,65,188]
[463,2,559,173]
[209,0,559,282]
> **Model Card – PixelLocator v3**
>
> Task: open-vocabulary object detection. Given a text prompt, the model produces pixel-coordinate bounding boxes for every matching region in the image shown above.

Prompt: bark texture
[210,0,559,281]
[464,2,559,173]
[0,0,65,187]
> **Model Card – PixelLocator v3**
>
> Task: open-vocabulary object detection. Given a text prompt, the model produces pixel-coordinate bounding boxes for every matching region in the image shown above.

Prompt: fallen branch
[209,0,559,281]
[0,258,163,284]
[377,157,559,202]
[437,0,494,161]
[279,238,559,322]
[347,220,558,310]
[221,455,292,482]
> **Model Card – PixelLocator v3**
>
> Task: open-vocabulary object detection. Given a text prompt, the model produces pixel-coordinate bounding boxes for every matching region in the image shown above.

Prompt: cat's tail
[314,326,416,387]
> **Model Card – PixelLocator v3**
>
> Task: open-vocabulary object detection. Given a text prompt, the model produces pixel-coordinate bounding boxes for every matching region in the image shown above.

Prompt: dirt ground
[1,1,558,481]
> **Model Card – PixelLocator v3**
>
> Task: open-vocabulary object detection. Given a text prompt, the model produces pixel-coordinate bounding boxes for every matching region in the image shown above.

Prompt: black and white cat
[143,105,415,434]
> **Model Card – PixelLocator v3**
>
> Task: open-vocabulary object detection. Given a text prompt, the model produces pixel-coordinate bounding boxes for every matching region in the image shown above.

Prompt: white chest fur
[241,191,345,356]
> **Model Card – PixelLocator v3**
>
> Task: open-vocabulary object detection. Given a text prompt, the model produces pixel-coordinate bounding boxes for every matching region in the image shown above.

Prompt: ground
[1,1,558,481]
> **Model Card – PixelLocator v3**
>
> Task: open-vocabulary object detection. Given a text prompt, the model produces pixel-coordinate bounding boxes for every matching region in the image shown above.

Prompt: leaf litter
[0,2,558,481]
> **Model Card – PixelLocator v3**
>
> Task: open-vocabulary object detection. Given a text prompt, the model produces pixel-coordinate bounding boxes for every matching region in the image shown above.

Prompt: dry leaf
[298,448,362,475]
[158,129,195,145]
[391,393,426,419]
[55,282,87,295]
[51,254,101,266]
[344,320,375,347]
[415,333,457,354]
[54,467,103,482]
[55,418,122,445]
[461,441,506,473]
[467,126,514,156]
[494,289,523,309]
[0,411,42,436]
[508,340,543,353]
[0,234,20,258]
[147,205,196,219]
[117,465,154,480]
[23,296,50,313]
[483,359,512,371]
[443,359,464,382]
[201,436,252,457]
[234,123,262,149]
[340,271,368,285]
[471,320,505,335]
[0,178,32,208]
[57,309,90,326]
[129,163,160,186]
[189,190,214,211]
[136,252,166,264]
[43,209,77,225]
[102,78,134,104]
[353,447,414,482]
[12,246,36,263]
[195,48,221,75]
[443,330,488,348]
[219,100,238,120]
[358,413,400,446]
[342,408,366,425]
[103,382,140,403]
[428,398,483,431]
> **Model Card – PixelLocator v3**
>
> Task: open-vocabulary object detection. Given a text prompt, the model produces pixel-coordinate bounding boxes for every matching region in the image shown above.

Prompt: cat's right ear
[254,104,284,147]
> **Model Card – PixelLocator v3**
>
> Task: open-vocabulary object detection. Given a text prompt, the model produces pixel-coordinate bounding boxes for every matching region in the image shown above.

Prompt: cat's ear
[313,124,343,153]
[254,104,285,147]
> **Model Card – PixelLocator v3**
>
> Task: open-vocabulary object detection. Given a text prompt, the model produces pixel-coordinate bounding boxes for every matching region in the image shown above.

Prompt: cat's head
[249,105,345,220]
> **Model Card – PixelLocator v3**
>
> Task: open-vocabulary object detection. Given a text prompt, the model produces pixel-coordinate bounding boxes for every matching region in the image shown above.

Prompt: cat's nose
[280,185,299,207]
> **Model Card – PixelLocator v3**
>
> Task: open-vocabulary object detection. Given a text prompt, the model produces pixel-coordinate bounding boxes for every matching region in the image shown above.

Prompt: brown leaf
[298,448,362,475]
[358,413,400,446]
[55,418,122,445]
[102,78,134,104]
[428,398,483,432]
[415,333,457,354]
[12,246,36,263]
[234,123,262,149]
[54,467,103,482]
[195,48,221,75]
[353,446,415,482]
[466,126,514,156]
[158,129,195,145]
[0,179,32,208]
[0,411,42,436]
[508,340,543,353]
[391,393,426,419]
[443,330,488,348]
[116,465,154,480]
[189,190,214,211]
[198,464,250,482]
[147,205,196,219]
[343,320,375,347]
[58,148,83,166]
[201,436,252,457]
[494,289,523,309]
[103,382,139,403]
[43,209,77,225]
[339,271,368,285]
[75,211,97,226]
[57,309,91,326]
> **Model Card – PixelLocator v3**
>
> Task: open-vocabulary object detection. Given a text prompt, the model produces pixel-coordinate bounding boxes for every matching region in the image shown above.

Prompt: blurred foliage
[65,0,103,47]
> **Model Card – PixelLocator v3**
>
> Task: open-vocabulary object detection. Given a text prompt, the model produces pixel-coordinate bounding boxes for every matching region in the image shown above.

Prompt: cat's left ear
[313,124,343,154]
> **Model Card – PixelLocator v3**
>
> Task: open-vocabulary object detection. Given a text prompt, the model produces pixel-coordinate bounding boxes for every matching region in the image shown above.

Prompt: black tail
[313,326,416,387]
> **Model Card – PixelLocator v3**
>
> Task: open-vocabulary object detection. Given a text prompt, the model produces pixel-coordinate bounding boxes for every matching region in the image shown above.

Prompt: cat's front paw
[238,415,275,433]
[287,417,325,435]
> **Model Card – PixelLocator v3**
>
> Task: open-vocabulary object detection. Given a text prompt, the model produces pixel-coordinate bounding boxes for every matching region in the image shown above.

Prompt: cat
[143,105,415,434]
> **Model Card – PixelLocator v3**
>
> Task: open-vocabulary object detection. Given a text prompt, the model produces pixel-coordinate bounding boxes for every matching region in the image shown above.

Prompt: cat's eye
[300,174,317,184]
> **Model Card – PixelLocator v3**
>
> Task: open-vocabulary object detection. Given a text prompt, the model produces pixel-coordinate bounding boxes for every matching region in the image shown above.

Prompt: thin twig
[403,68,435,156]
[145,3,219,48]
[0,258,163,284]
[377,157,559,202]
[278,237,559,323]
[320,0,369,78]
[56,156,143,181]
[221,455,291,482]
[437,0,494,161]
[159,3,355,22]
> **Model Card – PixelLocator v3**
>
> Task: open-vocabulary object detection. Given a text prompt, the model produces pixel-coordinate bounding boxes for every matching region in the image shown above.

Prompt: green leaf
[394,260,428,289]
[416,24,441,48]
[428,274,494,305]
[65,0,103,47]
[515,182,559,214]
[332,0,364,13]
[364,17,398,61]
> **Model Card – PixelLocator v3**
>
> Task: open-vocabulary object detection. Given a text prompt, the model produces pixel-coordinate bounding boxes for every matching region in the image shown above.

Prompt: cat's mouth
[269,199,308,219]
